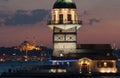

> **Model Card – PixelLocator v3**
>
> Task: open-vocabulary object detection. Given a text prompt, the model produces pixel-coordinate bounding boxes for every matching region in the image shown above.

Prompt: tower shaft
[48,0,82,57]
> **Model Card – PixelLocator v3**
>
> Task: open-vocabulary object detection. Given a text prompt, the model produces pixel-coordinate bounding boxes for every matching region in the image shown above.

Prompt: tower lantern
[48,0,82,57]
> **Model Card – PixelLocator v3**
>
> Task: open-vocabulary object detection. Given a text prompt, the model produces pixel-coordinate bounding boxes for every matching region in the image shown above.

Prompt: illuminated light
[57,62,59,65]
[53,61,57,62]
[100,70,105,73]
[78,62,81,65]
[112,70,117,73]
[0,58,4,62]
[67,62,70,65]
[100,68,106,73]
[87,62,90,65]
[19,41,41,51]
[12,53,16,56]
[54,10,58,13]
[62,9,67,11]
[99,68,117,73]
[104,62,107,67]
[50,69,56,73]
[89,72,91,74]
[57,69,66,73]
[25,59,28,61]
[81,61,84,64]
[112,68,117,73]
[85,61,88,64]
[106,70,110,73]
[60,53,64,57]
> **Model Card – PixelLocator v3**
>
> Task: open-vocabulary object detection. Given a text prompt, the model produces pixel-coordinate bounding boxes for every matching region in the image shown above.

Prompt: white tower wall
[48,0,82,57]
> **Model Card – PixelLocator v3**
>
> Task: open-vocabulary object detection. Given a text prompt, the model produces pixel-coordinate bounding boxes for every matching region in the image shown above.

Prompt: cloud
[0,9,49,26]
[5,9,49,25]
[0,5,5,8]
[83,10,90,16]
[88,18,101,26]
[0,0,9,2]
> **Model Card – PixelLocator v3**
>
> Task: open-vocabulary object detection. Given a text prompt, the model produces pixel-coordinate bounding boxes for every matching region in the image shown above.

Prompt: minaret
[48,0,82,57]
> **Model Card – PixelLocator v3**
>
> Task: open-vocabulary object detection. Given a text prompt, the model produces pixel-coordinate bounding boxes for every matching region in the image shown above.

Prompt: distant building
[18,41,41,51]
[48,0,117,74]
[0,41,52,62]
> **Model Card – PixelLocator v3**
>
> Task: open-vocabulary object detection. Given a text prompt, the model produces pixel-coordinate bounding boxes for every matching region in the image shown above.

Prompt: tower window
[58,37,61,39]
[74,14,77,21]
[67,14,72,22]
[59,14,63,23]
[54,14,56,21]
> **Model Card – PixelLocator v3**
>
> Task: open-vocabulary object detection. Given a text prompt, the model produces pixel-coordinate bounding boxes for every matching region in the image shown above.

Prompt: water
[1,76,120,78]
[77,76,120,78]
[0,61,120,78]
[0,61,51,75]
[78,75,120,78]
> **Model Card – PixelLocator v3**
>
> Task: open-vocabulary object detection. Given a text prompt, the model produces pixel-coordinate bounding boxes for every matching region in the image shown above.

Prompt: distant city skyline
[0,0,120,48]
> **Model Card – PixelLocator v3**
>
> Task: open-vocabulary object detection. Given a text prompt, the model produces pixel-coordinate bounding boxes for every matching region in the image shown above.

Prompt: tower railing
[47,20,82,25]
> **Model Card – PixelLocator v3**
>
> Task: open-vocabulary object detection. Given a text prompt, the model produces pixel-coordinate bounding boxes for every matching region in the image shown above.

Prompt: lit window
[60,53,64,57]
[104,62,107,67]
[97,61,114,68]
[107,62,114,67]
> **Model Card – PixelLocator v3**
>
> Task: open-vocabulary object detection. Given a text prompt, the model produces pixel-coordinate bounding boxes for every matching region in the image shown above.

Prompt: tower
[48,0,82,57]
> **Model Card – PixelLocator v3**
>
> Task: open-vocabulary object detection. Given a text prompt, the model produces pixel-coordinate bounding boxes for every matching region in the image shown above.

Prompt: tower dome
[53,0,76,9]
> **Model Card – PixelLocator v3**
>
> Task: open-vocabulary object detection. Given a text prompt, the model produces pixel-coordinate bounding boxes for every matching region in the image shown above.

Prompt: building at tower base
[48,0,117,74]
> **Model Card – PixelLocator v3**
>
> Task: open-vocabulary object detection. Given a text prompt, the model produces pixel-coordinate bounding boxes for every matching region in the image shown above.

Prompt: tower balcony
[47,20,82,25]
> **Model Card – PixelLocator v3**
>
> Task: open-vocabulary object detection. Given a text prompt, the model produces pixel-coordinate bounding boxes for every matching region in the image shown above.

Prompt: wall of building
[54,27,76,33]
[93,60,117,73]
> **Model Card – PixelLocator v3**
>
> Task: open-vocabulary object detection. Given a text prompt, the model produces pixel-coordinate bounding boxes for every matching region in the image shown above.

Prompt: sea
[0,61,50,75]
[1,76,120,78]
[0,61,120,78]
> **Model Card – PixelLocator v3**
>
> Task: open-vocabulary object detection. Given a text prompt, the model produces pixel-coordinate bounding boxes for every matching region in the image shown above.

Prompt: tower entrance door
[78,58,92,74]
[81,63,89,73]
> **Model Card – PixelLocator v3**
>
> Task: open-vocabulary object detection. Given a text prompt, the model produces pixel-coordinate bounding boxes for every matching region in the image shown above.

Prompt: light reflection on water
[78,76,120,78]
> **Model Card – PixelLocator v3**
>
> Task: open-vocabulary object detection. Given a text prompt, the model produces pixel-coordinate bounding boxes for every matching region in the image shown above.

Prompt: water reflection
[78,76,120,78]
[2,76,120,78]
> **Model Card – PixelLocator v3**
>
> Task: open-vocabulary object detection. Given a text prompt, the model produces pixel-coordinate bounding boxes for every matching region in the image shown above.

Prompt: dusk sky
[0,0,120,48]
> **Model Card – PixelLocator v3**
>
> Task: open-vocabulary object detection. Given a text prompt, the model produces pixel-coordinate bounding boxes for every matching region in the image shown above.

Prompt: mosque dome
[53,0,76,9]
